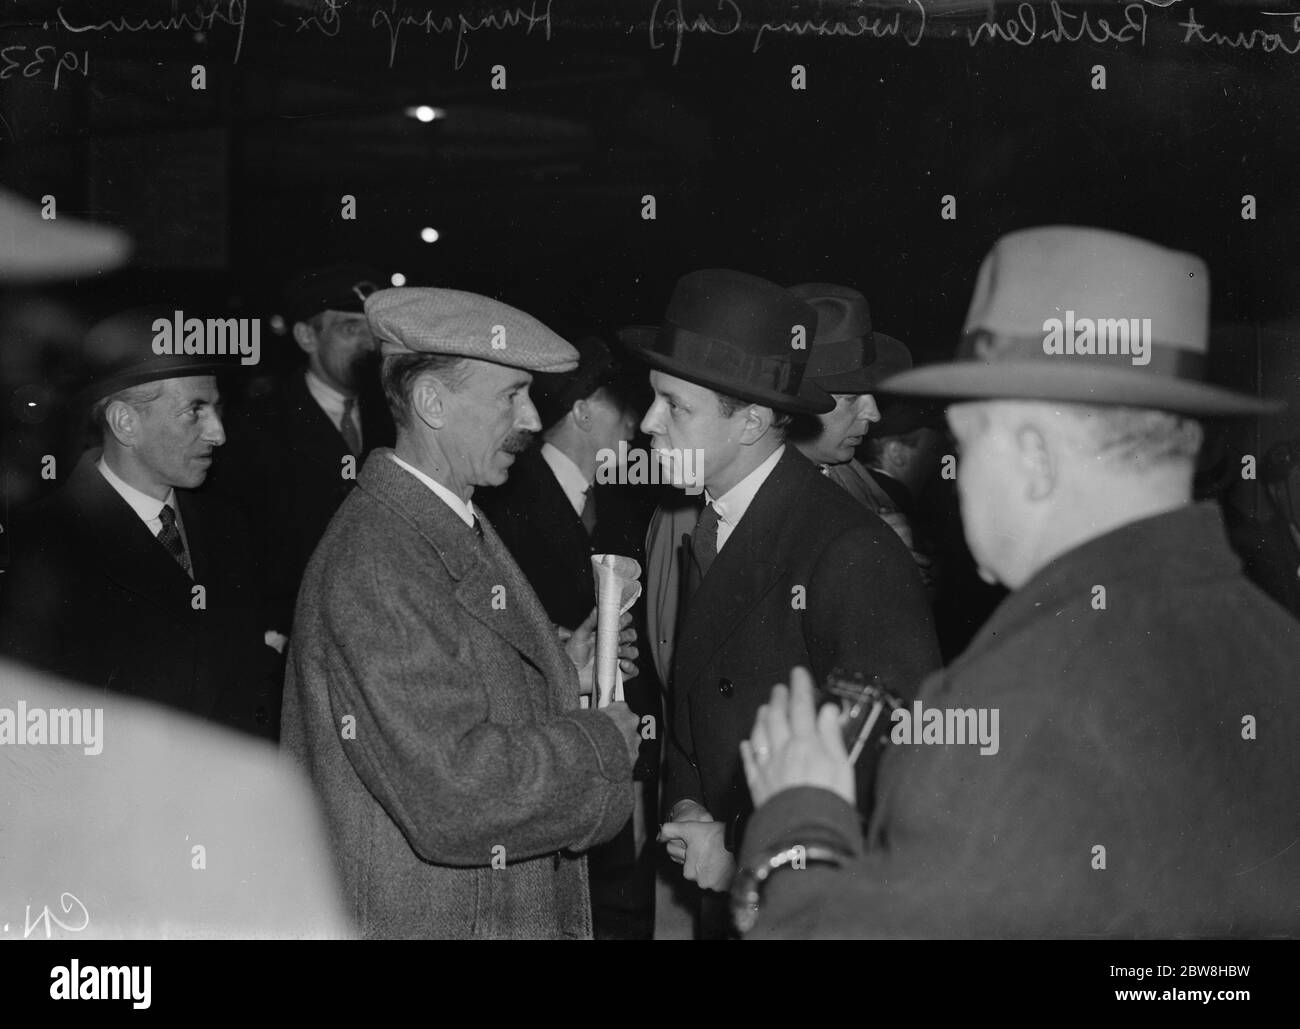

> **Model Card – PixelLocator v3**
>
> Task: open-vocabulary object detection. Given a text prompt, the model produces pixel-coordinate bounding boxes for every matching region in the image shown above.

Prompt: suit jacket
[825,459,934,593]
[210,368,394,633]
[741,503,1300,937]
[665,447,941,828]
[279,450,633,939]
[0,450,277,739]
[475,446,645,632]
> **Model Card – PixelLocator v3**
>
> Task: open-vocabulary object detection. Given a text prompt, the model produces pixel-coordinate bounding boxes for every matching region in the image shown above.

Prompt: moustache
[501,430,534,454]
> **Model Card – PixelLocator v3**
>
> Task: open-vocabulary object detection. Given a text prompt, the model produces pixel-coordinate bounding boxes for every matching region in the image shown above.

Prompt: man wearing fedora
[622,269,940,914]
[0,308,278,738]
[784,282,935,586]
[211,264,394,642]
[476,334,659,939]
[734,227,1300,937]
[280,287,644,939]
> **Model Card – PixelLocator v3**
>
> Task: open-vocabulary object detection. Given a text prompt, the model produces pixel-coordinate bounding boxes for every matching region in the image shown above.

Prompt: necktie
[339,396,362,456]
[691,502,721,582]
[471,514,484,540]
[579,486,597,536]
[157,504,192,577]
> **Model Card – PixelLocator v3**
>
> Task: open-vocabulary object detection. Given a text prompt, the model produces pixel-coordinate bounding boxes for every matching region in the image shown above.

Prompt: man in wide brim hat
[625,269,939,923]
[734,226,1300,939]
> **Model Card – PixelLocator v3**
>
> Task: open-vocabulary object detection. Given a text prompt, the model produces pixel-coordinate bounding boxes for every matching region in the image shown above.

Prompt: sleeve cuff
[740,786,865,870]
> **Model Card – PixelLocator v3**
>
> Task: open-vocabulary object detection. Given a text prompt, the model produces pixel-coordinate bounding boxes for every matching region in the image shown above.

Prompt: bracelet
[730,842,848,935]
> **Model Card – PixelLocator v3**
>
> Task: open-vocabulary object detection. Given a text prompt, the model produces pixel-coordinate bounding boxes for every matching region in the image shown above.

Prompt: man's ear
[1014,423,1054,502]
[571,397,592,430]
[411,374,447,430]
[292,321,318,356]
[104,399,141,448]
[738,404,775,446]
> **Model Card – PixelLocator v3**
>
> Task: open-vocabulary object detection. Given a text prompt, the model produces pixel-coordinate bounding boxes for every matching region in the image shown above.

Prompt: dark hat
[617,269,833,415]
[881,226,1282,417]
[788,283,913,394]
[873,399,946,439]
[530,335,618,428]
[283,264,385,326]
[80,306,228,404]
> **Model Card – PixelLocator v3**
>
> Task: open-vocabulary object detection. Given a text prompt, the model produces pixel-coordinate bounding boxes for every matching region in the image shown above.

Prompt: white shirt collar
[540,441,590,518]
[388,453,478,529]
[96,456,180,536]
[705,444,784,550]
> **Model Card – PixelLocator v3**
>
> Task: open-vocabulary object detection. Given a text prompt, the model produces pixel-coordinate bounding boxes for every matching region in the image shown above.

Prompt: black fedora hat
[618,269,833,415]
[80,306,228,405]
[788,282,913,394]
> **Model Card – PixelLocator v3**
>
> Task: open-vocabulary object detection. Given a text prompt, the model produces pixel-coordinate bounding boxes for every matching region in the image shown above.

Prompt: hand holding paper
[591,554,642,708]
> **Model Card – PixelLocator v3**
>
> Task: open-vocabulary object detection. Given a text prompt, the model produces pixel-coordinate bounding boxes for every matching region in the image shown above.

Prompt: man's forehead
[466,358,532,388]
[163,375,219,400]
[650,370,708,401]
[323,309,368,326]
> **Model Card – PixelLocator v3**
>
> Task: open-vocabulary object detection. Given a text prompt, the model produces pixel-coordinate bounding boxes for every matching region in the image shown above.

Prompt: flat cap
[366,287,578,373]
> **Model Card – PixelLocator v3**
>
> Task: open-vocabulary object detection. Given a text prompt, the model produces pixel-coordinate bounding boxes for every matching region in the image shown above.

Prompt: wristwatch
[731,842,848,934]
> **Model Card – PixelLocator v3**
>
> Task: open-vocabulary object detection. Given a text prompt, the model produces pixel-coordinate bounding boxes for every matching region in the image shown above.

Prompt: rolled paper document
[591,554,643,708]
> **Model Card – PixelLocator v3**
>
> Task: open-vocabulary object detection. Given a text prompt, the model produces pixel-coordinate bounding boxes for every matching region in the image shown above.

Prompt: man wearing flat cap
[622,269,939,929]
[476,335,658,939]
[0,308,278,738]
[736,226,1300,938]
[211,264,394,641]
[280,287,643,939]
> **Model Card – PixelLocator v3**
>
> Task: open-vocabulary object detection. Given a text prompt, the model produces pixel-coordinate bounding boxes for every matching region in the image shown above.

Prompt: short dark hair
[382,353,469,427]
[713,389,791,431]
[90,381,166,438]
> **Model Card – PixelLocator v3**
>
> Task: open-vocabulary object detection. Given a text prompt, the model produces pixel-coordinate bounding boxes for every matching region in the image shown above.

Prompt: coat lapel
[672,448,806,691]
[358,451,573,705]
[66,451,194,609]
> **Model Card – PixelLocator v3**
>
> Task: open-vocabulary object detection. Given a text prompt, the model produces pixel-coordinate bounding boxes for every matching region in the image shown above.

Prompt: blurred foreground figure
[735,227,1300,937]
[0,187,348,938]
[1,662,350,938]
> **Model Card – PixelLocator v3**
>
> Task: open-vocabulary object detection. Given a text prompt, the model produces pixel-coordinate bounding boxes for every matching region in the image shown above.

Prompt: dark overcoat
[666,446,941,827]
[742,504,1300,937]
[0,449,277,738]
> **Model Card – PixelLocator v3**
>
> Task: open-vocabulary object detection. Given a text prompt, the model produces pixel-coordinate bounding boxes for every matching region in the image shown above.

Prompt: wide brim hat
[618,269,833,415]
[882,226,1282,417]
[80,306,230,404]
[787,282,913,394]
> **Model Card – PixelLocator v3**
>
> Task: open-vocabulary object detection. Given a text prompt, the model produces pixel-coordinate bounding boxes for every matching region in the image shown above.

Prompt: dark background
[2,0,1299,490]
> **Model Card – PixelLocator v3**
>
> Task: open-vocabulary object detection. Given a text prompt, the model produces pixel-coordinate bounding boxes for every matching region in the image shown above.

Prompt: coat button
[718,678,734,698]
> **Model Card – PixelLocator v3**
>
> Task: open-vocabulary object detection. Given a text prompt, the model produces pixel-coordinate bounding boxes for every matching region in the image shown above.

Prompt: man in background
[212,264,394,642]
[0,308,277,738]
